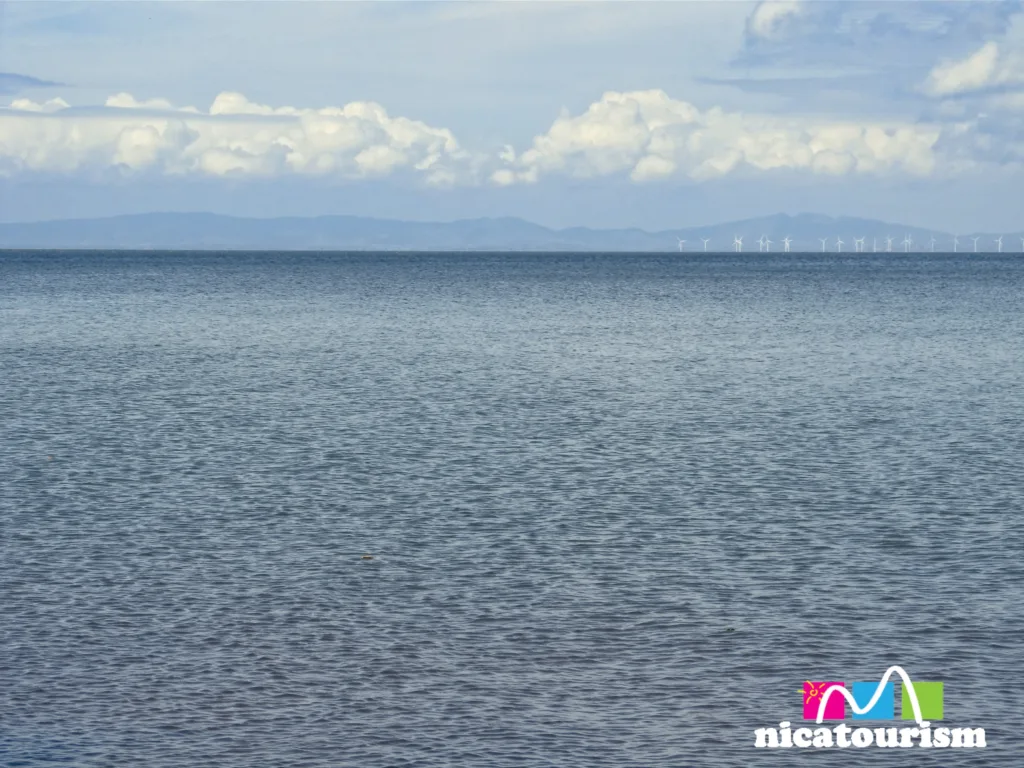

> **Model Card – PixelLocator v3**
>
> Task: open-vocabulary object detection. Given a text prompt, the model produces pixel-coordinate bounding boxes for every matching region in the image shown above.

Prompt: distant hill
[0,212,1020,253]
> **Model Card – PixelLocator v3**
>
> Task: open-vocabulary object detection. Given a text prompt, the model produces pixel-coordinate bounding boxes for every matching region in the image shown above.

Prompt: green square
[902,682,943,720]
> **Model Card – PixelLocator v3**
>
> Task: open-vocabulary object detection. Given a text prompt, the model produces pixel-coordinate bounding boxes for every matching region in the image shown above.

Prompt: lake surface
[2,251,1022,767]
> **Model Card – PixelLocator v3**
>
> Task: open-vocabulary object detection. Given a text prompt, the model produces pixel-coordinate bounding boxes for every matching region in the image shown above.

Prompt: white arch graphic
[815,665,930,728]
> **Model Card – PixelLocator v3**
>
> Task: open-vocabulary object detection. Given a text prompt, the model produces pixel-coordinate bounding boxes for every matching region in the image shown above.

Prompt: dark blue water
[2,251,1022,767]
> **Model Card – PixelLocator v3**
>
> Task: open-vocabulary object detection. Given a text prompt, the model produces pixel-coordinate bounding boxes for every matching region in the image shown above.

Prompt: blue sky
[1,1,1023,230]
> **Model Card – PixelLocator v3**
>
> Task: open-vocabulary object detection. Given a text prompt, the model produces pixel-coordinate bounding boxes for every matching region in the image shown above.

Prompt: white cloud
[493,90,943,186]
[105,93,182,111]
[9,97,69,113]
[924,41,1000,96]
[0,92,472,185]
[923,40,1024,96]
[2,87,1018,188]
[747,1,804,40]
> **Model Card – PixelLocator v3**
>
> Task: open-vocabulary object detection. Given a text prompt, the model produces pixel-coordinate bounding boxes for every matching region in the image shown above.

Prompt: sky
[1,0,1023,231]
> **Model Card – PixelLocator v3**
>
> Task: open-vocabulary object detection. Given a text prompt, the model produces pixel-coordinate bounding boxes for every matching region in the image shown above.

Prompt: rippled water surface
[2,251,1023,767]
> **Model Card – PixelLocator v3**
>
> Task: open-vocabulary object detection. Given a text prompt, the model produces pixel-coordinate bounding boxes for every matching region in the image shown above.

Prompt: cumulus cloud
[922,40,1024,96]
[105,93,187,112]
[0,92,473,185]
[1,87,1017,186]
[9,97,69,113]
[492,90,943,186]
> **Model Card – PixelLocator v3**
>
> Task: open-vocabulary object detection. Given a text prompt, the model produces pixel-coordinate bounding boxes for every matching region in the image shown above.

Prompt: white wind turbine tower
[757,235,767,252]
[1020,236,1024,253]
[733,235,743,252]
[873,237,878,253]
[971,236,980,253]
[676,237,686,252]
[764,236,773,252]
[885,235,894,253]
[855,237,865,253]
[819,237,828,253]
[835,235,844,253]
[782,236,792,253]
[701,237,710,252]
[903,234,913,253]
[929,235,937,253]
[995,235,1003,253]
[953,235,959,253]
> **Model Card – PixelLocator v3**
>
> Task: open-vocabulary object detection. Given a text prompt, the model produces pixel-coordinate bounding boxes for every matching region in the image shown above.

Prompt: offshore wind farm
[0,211,1020,253]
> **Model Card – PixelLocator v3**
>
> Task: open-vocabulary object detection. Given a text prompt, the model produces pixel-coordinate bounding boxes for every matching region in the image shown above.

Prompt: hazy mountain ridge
[0,212,1021,252]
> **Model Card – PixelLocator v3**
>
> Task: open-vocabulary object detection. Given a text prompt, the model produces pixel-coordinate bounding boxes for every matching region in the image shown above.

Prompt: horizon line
[1,210,1023,239]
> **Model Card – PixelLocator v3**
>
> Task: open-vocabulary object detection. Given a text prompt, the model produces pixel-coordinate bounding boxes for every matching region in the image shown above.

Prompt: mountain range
[0,212,1021,253]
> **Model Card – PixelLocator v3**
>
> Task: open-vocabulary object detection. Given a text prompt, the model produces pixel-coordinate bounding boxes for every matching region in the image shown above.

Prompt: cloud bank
[0,92,471,185]
[493,90,942,185]
[1,85,1020,187]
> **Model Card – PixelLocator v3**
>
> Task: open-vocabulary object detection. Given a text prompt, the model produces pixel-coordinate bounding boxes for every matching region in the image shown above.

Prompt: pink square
[803,681,845,720]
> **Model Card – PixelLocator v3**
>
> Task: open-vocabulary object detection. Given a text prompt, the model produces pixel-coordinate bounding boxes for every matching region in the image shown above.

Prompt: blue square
[851,681,895,719]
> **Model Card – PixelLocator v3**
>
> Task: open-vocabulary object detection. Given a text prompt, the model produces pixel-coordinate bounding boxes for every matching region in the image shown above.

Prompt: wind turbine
[676,237,686,252]
[733,235,743,253]
[885,235,894,253]
[764,237,773,252]
[953,236,959,253]
[757,235,766,253]
[873,237,878,253]
[855,237,866,253]
[782,236,792,253]
[1020,236,1024,253]
[929,235,937,253]
[971,236,980,253]
[701,237,710,252]
[995,235,1003,253]
[836,235,844,253]
[903,234,913,253]
[818,237,828,253]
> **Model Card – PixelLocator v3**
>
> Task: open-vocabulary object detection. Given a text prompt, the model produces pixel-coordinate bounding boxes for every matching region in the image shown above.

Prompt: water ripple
[1,251,1022,767]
